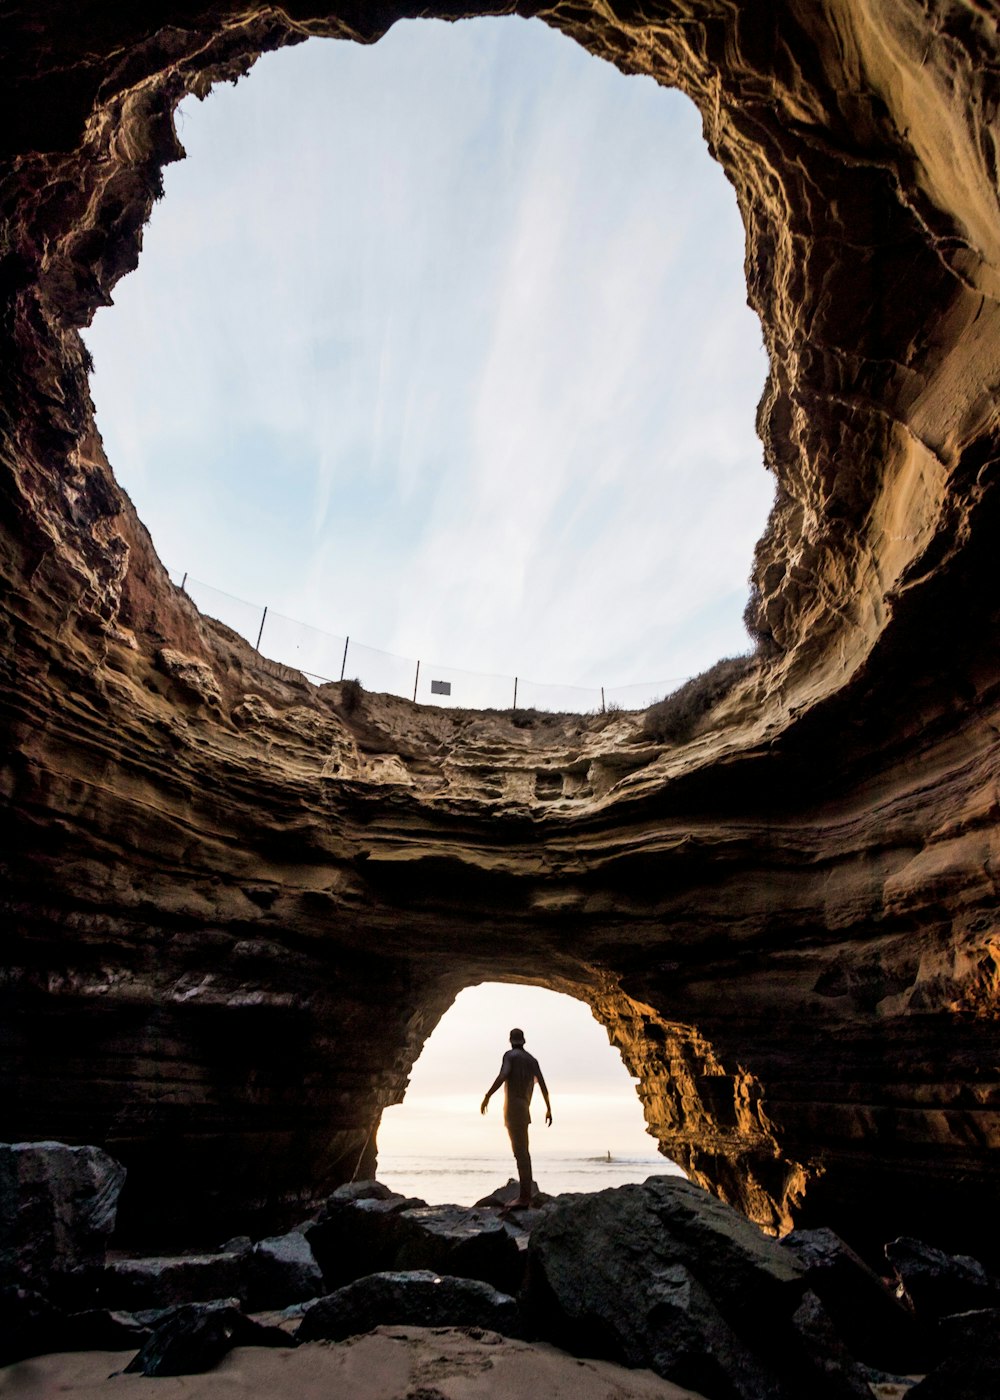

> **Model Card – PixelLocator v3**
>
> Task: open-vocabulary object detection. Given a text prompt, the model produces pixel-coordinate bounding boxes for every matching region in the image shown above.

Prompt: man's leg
[506,1119,533,1205]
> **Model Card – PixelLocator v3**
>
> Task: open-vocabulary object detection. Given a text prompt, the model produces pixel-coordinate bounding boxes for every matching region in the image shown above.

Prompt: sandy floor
[0,1326,706,1399]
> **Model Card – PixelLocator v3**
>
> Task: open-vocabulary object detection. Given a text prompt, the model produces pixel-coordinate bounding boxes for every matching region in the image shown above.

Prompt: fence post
[513,677,518,711]
[413,659,420,703]
[601,686,605,713]
[340,636,350,681]
[255,606,268,652]
[180,571,188,593]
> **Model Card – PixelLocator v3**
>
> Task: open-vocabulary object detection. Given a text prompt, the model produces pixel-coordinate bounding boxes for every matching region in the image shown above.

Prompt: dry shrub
[338,677,364,714]
[741,486,784,658]
[642,654,756,745]
[743,581,780,655]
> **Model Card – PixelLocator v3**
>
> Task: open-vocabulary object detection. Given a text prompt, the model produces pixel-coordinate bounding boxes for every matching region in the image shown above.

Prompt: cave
[3,1,999,1264]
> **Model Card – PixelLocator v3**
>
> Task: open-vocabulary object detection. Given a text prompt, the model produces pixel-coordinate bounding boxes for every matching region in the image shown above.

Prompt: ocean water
[376,1151,686,1205]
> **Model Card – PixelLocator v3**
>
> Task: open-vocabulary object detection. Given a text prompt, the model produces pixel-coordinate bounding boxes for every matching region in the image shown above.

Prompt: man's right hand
[480,1097,490,1115]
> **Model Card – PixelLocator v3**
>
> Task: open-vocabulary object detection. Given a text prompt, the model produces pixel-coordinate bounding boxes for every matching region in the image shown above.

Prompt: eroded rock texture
[2,2,999,1255]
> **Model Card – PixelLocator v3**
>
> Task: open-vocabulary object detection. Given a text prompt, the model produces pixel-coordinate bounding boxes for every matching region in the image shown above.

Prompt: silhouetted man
[481,1027,552,1209]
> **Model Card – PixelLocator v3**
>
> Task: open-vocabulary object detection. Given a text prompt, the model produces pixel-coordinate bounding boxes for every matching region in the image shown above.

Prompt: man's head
[509,1028,525,1047]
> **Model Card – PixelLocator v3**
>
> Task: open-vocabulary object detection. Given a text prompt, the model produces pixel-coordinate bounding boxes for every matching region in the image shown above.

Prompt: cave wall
[2,0,999,1256]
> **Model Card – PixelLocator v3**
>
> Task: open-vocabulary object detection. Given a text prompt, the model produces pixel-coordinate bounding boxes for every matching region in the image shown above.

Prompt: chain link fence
[174,570,690,714]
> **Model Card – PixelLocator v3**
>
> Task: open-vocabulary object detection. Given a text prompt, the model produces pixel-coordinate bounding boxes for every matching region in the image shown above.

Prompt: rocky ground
[3,1143,999,1398]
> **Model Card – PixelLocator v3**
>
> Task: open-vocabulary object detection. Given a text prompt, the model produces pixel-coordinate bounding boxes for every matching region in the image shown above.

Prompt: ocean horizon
[375,1150,686,1205]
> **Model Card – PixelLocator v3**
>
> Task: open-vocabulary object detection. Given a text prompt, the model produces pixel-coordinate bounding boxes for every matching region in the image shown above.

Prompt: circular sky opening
[83,16,772,706]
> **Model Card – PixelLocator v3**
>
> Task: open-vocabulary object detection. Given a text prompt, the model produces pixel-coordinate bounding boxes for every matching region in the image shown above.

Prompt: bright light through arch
[376,983,684,1204]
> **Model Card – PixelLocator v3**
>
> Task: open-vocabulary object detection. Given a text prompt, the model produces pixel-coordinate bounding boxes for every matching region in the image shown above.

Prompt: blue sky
[84,16,773,700]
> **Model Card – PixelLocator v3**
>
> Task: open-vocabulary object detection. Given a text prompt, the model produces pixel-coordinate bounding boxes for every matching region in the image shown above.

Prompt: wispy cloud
[85,16,772,692]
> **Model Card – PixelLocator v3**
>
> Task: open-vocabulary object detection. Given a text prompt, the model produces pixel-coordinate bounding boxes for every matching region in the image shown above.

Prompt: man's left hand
[545,1110,553,1127]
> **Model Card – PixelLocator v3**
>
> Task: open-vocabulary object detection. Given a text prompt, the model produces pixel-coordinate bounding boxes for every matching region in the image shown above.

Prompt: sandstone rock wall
[2,1,999,1255]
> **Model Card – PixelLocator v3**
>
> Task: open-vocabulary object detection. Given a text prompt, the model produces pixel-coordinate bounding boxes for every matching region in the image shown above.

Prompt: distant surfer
[480,1027,552,1209]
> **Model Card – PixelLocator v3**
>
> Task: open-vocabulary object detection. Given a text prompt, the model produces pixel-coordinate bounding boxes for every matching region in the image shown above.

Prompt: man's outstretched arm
[481,1062,507,1115]
[536,1067,553,1126]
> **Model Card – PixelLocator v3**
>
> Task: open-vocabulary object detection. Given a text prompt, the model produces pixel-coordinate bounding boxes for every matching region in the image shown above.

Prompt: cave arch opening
[376,980,684,1204]
[83,15,773,711]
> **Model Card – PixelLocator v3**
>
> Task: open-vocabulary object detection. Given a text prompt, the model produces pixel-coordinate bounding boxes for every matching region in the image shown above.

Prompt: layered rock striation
[2,2,999,1256]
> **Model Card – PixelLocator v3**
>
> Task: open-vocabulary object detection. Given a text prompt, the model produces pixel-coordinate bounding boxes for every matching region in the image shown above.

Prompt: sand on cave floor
[0,1326,708,1400]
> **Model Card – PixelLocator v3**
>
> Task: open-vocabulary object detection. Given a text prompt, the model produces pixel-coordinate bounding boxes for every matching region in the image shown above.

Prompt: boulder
[123,1300,291,1377]
[475,1179,554,1209]
[392,1206,522,1294]
[789,1290,877,1400]
[1,1295,205,1365]
[303,1189,426,1289]
[247,1230,323,1309]
[936,1306,1000,1352]
[95,1250,247,1310]
[885,1237,1000,1320]
[220,1235,253,1255]
[0,1142,125,1290]
[0,1285,63,1367]
[303,1184,519,1293]
[525,1177,878,1400]
[781,1226,924,1371]
[59,1307,152,1352]
[296,1270,522,1343]
[322,1180,398,1205]
[907,1308,1000,1398]
[497,1205,555,1256]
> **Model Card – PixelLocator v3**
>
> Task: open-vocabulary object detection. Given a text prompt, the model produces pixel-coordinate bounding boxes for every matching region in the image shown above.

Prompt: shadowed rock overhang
[2,0,999,1256]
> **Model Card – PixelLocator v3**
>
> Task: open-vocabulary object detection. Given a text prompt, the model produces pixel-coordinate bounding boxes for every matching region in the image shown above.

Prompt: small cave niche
[375,981,683,1204]
[534,770,563,801]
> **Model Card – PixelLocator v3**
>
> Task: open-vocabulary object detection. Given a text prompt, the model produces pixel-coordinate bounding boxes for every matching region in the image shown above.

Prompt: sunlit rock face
[2,2,999,1255]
